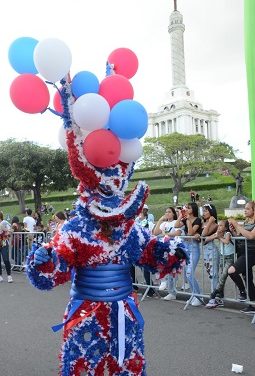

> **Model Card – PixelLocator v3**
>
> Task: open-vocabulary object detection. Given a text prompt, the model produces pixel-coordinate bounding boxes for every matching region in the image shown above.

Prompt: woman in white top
[153,207,184,300]
[0,211,12,282]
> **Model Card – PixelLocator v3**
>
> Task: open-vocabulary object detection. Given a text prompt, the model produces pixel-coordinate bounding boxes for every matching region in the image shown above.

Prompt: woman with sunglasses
[175,202,202,306]
[201,203,220,293]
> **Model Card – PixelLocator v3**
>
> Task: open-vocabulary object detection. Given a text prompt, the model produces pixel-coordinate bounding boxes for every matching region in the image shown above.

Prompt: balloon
[53,89,63,113]
[83,129,121,168]
[107,48,138,79]
[33,38,72,82]
[119,138,143,163]
[99,74,134,108]
[73,93,110,131]
[71,71,99,98]
[10,74,50,114]
[109,100,148,139]
[8,37,39,74]
[58,126,68,150]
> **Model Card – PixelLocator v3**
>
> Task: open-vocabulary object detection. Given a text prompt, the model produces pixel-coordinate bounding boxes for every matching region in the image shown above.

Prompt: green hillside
[0,170,251,222]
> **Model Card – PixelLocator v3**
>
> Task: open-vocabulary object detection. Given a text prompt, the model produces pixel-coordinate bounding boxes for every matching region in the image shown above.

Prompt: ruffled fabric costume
[26,79,188,376]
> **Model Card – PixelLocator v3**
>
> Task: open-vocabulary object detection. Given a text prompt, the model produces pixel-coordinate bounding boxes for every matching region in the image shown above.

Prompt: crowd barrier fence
[6,232,255,323]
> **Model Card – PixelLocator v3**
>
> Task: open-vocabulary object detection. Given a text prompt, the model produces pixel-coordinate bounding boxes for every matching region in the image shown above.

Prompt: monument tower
[147,0,219,140]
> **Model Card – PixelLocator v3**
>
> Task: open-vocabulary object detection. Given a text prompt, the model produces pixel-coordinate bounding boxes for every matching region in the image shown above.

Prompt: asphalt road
[0,272,254,376]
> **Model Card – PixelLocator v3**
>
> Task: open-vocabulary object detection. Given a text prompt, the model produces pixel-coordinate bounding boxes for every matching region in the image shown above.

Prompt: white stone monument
[147,0,219,140]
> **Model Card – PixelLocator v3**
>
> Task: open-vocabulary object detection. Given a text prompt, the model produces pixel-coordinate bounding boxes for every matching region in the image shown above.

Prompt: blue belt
[70,264,133,302]
[52,264,144,366]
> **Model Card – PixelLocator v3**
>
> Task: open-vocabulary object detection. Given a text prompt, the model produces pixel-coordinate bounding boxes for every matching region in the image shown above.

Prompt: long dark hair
[167,207,177,220]
[203,203,218,223]
[187,202,199,217]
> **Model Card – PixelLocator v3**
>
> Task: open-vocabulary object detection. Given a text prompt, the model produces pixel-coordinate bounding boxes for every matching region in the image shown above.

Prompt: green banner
[244,0,255,199]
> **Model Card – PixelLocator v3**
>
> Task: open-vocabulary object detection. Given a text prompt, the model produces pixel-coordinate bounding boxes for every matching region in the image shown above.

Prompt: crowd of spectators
[1,200,255,315]
[0,205,76,281]
[134,200,255,314]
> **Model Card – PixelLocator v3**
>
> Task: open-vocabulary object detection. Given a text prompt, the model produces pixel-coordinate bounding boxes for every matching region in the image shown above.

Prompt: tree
[0,139,76,212]
[233,158,250,172]
[143,133,236,203]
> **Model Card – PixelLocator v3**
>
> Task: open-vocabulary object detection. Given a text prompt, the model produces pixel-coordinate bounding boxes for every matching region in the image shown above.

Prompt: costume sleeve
[134,225,188,279]
[26,234,71,291]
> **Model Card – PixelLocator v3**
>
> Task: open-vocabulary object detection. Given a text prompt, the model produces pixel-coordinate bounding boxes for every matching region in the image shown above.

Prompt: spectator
[0,211,13,283]
[153,206,186,300]
[228,201,255,314]
[207,195,212,202]
[10,216,22,267]
[33,210,42,227]
[34,223,47,246]
[205,220,235,308]
[153,206,177,292]
[53,211,67,235]
[23,208,36,233]
[135,204,156,297]
[175,202,202,306]
[195,193,200,202]
[201,203,219,293]
[190,190,196,203]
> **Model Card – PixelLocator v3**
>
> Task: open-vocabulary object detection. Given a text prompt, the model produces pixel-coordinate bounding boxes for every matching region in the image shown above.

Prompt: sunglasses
[203,204,212,209]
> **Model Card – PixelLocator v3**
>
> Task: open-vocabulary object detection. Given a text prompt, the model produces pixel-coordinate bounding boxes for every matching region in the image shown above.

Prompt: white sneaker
[0,276,3,282]
[7,276,13,283]
[163,293,176,301]
[181,283,190,290]
[191,297,202,306]
[159,281,167,291]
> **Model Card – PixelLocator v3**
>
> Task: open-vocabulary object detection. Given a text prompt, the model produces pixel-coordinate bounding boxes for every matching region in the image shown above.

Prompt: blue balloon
[8,37,39,74]
[109,100,148,139]
[71,71,99,98]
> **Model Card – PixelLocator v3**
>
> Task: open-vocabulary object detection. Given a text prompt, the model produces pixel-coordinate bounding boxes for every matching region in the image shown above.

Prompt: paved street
[0,272,254,376]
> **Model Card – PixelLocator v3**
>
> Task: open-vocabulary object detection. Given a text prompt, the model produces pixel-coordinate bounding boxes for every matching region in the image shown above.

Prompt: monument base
[224,194,249,218]
[224,208,245,217]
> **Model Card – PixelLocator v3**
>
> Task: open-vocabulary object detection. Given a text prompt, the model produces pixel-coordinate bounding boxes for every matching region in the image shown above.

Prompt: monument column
[168,0,186,87]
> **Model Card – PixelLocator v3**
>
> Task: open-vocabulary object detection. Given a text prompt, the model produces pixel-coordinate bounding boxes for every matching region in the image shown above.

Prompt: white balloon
[58,126,68,150]
[119,138,143,163]
[73,93,110,131]
[34,38,72,82]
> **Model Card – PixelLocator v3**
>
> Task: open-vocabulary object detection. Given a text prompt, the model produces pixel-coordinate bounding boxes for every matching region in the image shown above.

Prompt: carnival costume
[9,40,188,376]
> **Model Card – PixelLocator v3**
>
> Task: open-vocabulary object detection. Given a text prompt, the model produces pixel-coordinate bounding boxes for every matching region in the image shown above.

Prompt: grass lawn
[0,171,249,223]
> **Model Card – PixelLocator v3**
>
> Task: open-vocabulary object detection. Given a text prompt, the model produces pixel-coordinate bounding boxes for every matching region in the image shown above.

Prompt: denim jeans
[211,254,234,298]
[0,245,11,276]
[167,275,177,295]
[185,240,201,294]
[203,241,220,292]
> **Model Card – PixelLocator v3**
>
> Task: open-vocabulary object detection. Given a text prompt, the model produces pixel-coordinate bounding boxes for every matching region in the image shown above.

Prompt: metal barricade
[10,232,47,271]
[132,235,255,318]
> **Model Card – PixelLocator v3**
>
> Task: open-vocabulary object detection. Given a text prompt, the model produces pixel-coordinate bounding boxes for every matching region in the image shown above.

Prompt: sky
[0,0,250,161]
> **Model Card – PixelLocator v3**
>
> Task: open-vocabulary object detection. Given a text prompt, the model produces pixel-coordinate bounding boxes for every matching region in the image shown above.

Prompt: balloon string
[46,107,63,117]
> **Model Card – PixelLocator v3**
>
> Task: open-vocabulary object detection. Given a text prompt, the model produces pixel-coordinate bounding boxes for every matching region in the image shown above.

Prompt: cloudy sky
[0,0,250,160]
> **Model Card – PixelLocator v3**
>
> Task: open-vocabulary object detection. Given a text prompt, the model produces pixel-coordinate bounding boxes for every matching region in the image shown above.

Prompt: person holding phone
[175,202,202,306]
[228,201,255,314]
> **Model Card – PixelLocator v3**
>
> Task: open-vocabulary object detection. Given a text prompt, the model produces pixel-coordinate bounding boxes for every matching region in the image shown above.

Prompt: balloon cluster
[8,37,148,167]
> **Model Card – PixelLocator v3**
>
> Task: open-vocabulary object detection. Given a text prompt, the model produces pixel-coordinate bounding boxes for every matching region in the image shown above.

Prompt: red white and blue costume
[26,79,188,376]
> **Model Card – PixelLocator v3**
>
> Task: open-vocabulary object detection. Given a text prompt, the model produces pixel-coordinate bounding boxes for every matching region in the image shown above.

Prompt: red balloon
[10,74,50,114]
[99,74,134,108]
[53,89,63,113]
[108,48,139,79]
[83,129,121,168]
